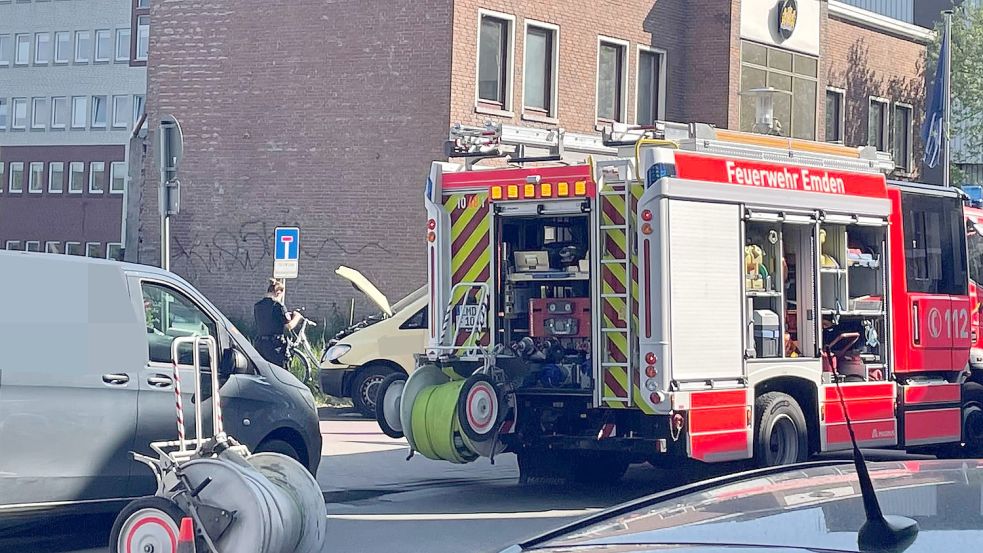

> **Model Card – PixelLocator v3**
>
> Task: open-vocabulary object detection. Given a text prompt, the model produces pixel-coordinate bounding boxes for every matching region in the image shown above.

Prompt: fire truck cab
[375,121,982,482]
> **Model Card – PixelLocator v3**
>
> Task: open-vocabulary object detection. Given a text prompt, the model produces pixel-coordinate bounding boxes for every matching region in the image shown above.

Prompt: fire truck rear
[374,121,982,483]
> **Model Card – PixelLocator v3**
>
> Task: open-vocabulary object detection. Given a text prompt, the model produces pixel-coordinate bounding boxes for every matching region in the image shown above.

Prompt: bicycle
[286,309,320,386]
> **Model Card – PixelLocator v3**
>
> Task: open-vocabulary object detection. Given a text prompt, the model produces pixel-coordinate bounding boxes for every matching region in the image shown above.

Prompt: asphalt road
[0,408,931,553]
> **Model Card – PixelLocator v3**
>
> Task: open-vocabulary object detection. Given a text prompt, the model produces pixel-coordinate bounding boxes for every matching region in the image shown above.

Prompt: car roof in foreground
[516,459,983,553]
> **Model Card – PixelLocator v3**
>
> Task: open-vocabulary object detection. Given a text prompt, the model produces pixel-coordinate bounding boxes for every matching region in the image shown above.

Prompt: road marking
[326,509,602,521]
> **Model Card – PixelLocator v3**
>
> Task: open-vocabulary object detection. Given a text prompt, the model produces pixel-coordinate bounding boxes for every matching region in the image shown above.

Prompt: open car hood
[336,265,392,316]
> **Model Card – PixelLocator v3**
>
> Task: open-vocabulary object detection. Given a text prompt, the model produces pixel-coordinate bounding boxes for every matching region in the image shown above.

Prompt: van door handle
[148,375,173,388]
[102,373,130,385]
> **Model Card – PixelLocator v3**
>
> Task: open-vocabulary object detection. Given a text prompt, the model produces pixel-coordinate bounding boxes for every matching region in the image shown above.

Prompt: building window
[69,162,84,193]
[825,88,844,143]
[0,99,7,129]
[54,31,70,63]
[477,13,512,109]
[86,242,102,258]
[138,0,150,7]
[106,243,123,260]
[0,34,10,66]
[31,97,48,129]
[5,241,22,251]
[636,47,666,125]
[523,23,556,116]
[136,16,149,61]
[112,95,130,128]
[25,241,41,253]
[51,96,68,128]
[65,242,83,256]
[94,30,111,62]
[893,103,913,173]
[89,161,105,193]
[115,29,130,61]
[12,97,27,129]
[28,162,44,193]
[740,41,818,140]
[597,39,627,122]
[49,161,64,193]
[110,161,126,193]
[34,32,50,64]
[91,96,107,128]
[133,94,146,125]
[15,34,30,65]
[45,241,63,254]
[71,96,87,128]
[868,98,890,152]
[0,163,4,188]
[9,161,24,193]
[75,30,91,63]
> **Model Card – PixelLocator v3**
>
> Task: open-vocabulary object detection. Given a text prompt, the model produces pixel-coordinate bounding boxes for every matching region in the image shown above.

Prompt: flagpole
[943,10,953,188]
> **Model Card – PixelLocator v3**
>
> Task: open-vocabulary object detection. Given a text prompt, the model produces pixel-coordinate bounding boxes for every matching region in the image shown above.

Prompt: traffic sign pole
[157,115,184,271]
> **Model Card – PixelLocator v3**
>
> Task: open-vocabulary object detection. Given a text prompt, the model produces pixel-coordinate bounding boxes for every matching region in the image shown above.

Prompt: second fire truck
[374,121,983,482]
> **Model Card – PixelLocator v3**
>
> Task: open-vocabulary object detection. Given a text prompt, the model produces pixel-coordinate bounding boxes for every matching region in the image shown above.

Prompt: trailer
[375,121,982,482]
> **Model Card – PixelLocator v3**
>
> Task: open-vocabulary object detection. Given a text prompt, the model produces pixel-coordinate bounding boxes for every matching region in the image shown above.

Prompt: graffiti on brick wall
[171,216,392,280]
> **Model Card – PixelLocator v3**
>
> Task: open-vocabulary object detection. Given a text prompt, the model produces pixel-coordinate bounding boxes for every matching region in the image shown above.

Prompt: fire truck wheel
[754,392,809,467]
[961,382,983,457]
[375,373,407,439]
[570,452,630,485]
[352,365,397,418]
[109,496,187,553]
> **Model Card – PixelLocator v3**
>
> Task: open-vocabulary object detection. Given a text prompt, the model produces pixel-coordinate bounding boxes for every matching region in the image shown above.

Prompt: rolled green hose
[411,381,478,463]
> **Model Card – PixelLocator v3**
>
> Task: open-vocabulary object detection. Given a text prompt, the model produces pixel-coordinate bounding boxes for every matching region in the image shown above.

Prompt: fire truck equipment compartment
[753,310,781,358]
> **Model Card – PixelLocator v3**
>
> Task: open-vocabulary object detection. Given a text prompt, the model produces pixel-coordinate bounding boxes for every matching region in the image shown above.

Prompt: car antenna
[832,371,918,552]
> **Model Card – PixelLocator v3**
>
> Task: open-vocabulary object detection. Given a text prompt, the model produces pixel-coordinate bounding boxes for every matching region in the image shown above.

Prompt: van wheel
[255,438,302,464]
[352,365,396,418]
[754,392,809,467]
[110,496,187,553]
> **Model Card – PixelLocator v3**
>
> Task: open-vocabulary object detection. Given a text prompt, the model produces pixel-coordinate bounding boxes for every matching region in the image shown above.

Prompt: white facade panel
[740,0,821,56]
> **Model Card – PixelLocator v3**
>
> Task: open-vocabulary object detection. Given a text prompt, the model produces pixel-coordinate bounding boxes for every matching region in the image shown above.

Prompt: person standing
[253,278,303,367]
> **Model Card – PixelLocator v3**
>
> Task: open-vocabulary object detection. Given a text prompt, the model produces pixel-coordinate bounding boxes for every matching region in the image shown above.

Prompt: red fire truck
[374,121,983,483]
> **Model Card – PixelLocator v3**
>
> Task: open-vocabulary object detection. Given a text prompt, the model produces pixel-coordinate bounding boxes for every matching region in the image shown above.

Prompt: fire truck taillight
[645,379,658,391]
[645,352,657,365]
[427,219,436,230]
[641,223,653,235]
[507,185,519,199]
[641,209,653,222]
[557,182,569,197]
[540,183,552,197]
[574,181,587,196]
[523,184,536,198]
[645,365,657,378]
[491,186,503,200]
[427,231,436,243]
[650,392,666,404]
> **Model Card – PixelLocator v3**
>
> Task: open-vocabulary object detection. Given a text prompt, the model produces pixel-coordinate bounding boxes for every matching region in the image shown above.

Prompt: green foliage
[930,6,983,177]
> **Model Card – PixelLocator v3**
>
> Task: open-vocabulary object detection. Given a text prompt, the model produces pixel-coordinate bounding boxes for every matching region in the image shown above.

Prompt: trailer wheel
[375,373,407,439]
[754,392,809,467]
[109,496,186,553]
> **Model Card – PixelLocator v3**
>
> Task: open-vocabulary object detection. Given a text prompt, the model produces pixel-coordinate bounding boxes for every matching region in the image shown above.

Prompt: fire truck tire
[109,496,188,553]
[754,392,809,467]
[352,365,396,418]
[961,382,983,457]
[375,373,407,439]
[569,452,630,485]
[457,374,503,443]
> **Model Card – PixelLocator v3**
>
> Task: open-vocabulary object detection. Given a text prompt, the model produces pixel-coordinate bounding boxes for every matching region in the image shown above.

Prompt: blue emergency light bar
[964,185,983,208]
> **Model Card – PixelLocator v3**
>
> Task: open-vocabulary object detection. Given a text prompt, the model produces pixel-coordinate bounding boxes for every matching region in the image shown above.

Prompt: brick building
[137,0,940,324]
[0,0,149,258]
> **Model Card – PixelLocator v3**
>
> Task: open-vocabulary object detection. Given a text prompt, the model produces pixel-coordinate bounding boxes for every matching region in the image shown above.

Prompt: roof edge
[828,1,935,44]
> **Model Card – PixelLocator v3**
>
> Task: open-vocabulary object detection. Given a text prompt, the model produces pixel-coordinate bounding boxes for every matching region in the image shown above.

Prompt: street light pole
[943,9,953,188]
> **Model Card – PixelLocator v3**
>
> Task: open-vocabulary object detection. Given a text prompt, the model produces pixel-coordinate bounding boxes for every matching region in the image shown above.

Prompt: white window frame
[31,97,48,130]
[15,33,30,65]
[91,96,107,128]
[45,241,62,254]
[26,240,41,253]
[520,20,559,122]
[0,162,4,189]
[893,102,914,174]
[136,16,149,61]
[48,161,64,193]
[34,32,50,64]
[474,9,516,116]
[54,31,70,63]
[28,161,44,193]
[8,161,24,193]
[0,98,7,130]
[71,96,87,129]
[89,161,105,193]
[85,242,101,258]
[825,87,845,143]
[0,34,10,66]
[75,30,91,63]
[868,96,890,152]
[595,36,630,124]
[65,241,82,256]
[5,241,21,251]
[68,161,84,193]
[12,97,27,129]
[94,29,111,62]
[112,95,129,128]
[51,96,68,129]
[110,161,126,194]
[115,28,130,62]
[634,45,667,125]
[106,242,123,260]
[133,94,146,126]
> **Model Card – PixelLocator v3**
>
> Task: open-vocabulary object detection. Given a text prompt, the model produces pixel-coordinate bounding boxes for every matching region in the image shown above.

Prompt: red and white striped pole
[173,360,186,452]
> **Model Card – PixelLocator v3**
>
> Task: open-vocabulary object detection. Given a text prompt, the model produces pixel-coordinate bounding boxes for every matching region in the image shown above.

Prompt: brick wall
[141,0,454,323]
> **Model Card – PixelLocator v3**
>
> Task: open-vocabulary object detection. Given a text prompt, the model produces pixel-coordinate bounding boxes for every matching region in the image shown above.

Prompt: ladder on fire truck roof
[446,121,895,175]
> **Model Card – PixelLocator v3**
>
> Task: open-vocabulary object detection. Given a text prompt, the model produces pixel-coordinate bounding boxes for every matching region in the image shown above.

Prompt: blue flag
[923,24,949,169]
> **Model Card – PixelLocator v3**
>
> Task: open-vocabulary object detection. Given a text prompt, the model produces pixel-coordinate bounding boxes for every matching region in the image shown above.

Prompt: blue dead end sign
[273,227,300,279]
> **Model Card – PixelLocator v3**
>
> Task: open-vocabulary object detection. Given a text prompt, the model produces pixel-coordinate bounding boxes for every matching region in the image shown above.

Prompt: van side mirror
[220,348,251,375]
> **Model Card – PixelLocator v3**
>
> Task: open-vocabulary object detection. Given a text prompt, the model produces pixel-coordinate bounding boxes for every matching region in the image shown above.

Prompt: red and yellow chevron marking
[444,193,491,349]
[600,184,652,413]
